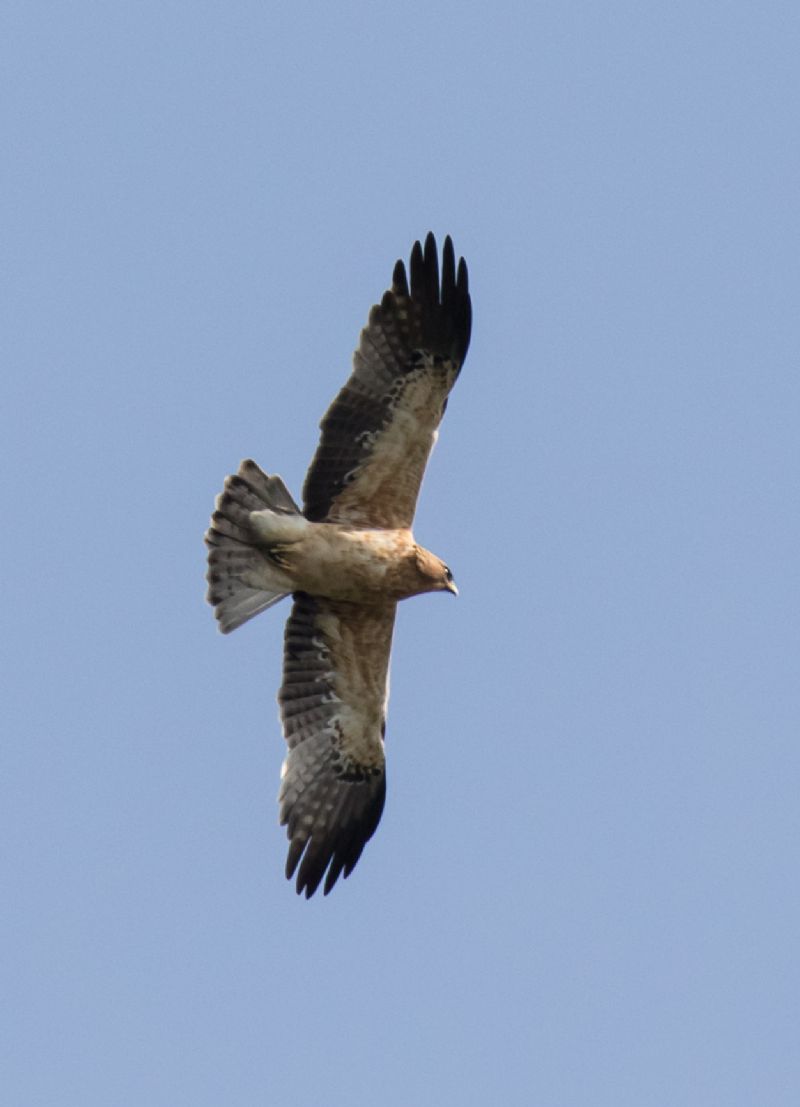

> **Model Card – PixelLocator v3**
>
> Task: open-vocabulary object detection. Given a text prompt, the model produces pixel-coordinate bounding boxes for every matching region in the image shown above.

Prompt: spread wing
[277,593,395,897]
[302,233,472,528]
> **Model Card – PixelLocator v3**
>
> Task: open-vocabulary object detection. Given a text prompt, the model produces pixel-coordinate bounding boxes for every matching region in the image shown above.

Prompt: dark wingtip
[421,232,439,308]
[456,256,469,294]
[398,232,471,363]
[409,237,425,300]
[283,771,386,899]
[441,235,456,302]
[391,257,409,296]
[285,838,305,882]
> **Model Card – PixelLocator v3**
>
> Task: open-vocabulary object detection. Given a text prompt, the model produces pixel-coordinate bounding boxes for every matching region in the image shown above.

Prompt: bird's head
[414,547,458,596]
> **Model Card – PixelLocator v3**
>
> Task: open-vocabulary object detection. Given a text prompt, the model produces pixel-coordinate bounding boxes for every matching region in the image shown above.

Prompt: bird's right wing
[302,233,471,528]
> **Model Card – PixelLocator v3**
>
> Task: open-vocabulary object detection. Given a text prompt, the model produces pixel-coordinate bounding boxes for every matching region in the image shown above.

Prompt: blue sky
[4,2,799,1104]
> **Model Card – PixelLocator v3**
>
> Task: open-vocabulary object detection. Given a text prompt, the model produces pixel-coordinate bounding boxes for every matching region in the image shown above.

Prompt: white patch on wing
[335,704,384,768]
[318,606,388,767]
[329,355,458,527]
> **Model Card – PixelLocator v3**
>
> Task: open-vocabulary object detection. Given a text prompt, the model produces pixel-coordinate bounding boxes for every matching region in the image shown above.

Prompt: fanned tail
[205,459,302,633]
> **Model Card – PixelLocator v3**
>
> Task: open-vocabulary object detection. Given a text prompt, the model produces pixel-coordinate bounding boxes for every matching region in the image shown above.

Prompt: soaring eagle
[205,234,472,896]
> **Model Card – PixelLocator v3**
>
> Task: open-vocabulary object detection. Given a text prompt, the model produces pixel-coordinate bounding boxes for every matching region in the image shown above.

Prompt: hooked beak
[445,579,459,596]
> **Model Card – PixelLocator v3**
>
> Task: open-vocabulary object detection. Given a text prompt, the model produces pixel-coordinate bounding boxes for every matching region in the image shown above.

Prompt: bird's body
[205,233,471,896]
[249,514,445,604]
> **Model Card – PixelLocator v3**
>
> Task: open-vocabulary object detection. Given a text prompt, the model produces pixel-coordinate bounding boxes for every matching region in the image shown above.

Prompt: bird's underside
[205,233,471,896]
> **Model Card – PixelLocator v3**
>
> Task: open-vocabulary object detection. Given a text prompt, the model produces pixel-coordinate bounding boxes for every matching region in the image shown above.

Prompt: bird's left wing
[278,593,395,897]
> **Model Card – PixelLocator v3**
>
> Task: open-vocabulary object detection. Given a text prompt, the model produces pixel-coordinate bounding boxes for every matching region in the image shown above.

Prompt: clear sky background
[3,2,799,1104]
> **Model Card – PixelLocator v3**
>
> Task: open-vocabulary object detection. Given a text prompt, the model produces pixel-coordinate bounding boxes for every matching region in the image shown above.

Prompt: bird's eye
[444,566,453,582]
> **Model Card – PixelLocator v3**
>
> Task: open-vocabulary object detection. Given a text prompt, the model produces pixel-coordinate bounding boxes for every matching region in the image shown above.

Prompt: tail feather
[208,581,286,632]
[205,459,302,633]
[236,459,301,513]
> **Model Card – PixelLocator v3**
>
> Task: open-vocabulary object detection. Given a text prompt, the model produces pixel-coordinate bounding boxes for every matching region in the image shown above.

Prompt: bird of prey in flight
[205,233,472,896]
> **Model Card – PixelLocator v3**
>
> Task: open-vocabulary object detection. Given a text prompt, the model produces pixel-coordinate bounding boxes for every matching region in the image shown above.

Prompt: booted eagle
[205,234,471,896]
